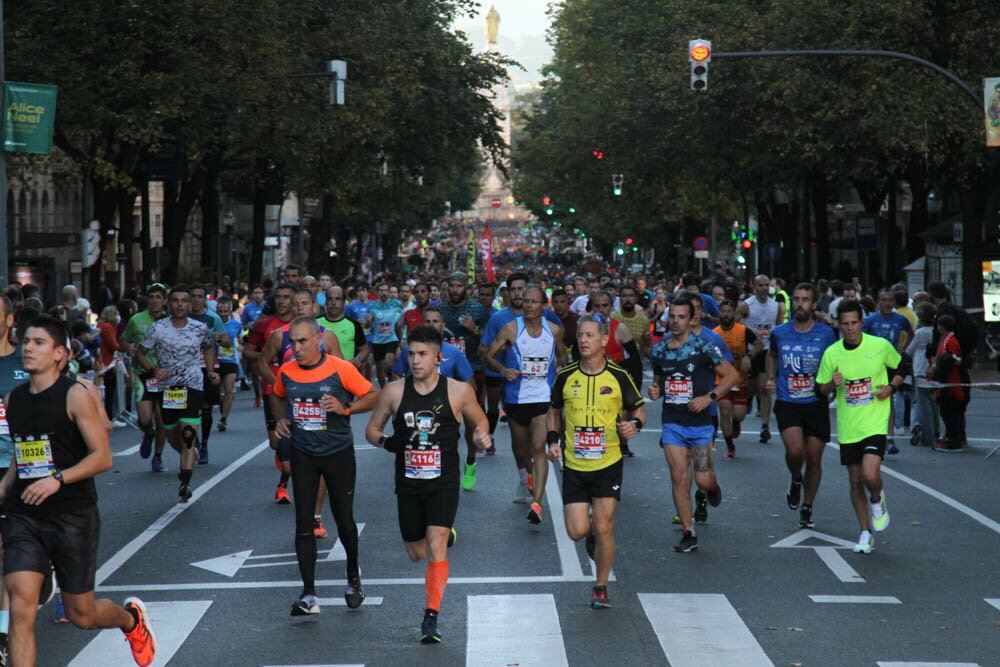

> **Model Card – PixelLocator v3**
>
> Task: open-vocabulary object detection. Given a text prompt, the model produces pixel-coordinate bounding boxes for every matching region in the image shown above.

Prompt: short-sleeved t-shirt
[862,312,913,350]
[318,316,366,361]
[369,300,403,344]
[345,300,372,337]
[218,317,242,363]
[613,310,650,346]
[190,310,227,368]
[770,320,838,404]
[241,301,264,328]
[817,334,901,444]
[121,310,166,370]
[248,314,293,396]
[438,300,489,371]
[140,318,214,390]
[650,335,724,427]
[273,353,373,457]
[551,361,643,472]
[391,340,473,382]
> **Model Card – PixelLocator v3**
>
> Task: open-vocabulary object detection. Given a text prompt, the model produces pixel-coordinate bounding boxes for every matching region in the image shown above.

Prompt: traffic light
[612,173,624,196]
[632,246,639,252]
[545,207,554,216]
[542,194,551,206]
[616,247,625,256]
[592,150,604,160]
[568,207,576,214]
[625,237,633,245]
[741,239,752,250]
[689,39,711,91]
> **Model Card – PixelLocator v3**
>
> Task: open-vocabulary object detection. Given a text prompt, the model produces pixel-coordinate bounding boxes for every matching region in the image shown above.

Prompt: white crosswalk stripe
[466,594,569,666]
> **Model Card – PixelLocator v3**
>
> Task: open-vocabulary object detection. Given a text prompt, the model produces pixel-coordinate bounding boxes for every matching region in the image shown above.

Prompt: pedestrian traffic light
[689,39,711,91]
[616,247,625,256]
[632,246,639,252]
[612,173,624,196]
[542,194,551,206]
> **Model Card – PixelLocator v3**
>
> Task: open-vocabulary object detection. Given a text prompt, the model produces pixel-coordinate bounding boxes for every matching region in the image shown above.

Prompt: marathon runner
[437,273,490,488]
[272,317,378,616]
[737,274,785,444]
[483,285,565,523]
[650,295,738,553]
[713,300,762,457]
[135,285,219,502]
[546,314,645,609]
[188,283,230,465]
[317,286,369,371]
[402,281,430,337]
[0,296,24,656]
[247,284,295,503]
[862,288,913,455]
[367,282,404,387]
[766,283,837,528]
[2,315,155,666]
[365,325,491,644]
[241,285,266,407]
[119,284,168,471]
[214,296,243,434]
[817,299,902,554]
[551,288,579,361]
[613,285,652,359]
[589,291,642,457]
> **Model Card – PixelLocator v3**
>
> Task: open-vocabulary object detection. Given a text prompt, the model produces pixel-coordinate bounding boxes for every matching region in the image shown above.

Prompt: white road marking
[98,574,601,593]
[877,663,980,666]
[191,524,366,577]
[264,664,364,667]
[545,460,585,579]
[316,597,383,606]
[115,444,141,457]
[827,442,1000,536]
[810,595,901,604]
[96,440,271,586]
[985,598,1000,611]
[770,529,864,583]
[69,600,212,667]
[466,594,568,667]
[639,593,773,667]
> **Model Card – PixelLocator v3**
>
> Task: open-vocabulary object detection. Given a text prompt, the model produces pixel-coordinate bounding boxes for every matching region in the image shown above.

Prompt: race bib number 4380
[664,377,693,404]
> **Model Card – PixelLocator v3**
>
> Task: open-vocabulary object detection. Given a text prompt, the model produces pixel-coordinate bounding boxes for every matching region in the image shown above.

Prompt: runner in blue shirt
[861,288,913,455]
[766,283,837,529]
[392,307,474,383]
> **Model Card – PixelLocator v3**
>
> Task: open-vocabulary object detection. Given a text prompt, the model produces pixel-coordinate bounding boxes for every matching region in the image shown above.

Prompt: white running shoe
[852,530,874,554]
[513,480,529,504]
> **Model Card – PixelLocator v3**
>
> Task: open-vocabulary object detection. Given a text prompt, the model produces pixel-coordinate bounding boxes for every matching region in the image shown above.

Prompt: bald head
[325,284,346,318]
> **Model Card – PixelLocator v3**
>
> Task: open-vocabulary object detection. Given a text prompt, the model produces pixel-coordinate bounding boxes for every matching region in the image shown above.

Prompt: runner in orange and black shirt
[713,300,762,458]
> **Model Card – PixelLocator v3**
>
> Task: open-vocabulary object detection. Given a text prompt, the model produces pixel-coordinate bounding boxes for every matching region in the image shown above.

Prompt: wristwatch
[51,470,65,487]
[709,391,718,400]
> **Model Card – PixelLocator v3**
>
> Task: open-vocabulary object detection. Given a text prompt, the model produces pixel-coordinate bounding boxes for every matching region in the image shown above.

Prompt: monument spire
[485,4,500,46]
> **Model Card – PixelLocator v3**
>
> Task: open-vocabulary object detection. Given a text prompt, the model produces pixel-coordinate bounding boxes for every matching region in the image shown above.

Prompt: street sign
[985,76,1000,147]
[763,242,781,261]
[692,236,709,251]
[856,214,879,250]
[694,250,709,259]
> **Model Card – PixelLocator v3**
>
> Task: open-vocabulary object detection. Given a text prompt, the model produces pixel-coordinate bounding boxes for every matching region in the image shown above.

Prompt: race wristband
[546,430,561,446]
[630,418,643,430]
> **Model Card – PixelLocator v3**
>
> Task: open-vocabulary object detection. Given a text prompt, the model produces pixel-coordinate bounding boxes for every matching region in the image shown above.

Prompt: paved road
[34,380,1000,666]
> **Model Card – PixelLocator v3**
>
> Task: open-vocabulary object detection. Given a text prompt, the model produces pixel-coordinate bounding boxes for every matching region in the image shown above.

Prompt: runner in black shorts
[1,315,156,666]
[136,285,219,503]
[188,284,230,465]
[120,284,168,471]
[366,325,490,644]
[547,314,645,608]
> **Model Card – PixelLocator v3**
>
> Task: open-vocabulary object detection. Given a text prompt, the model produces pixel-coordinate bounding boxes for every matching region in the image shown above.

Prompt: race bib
[145,376,163,393]
[755,324,772,342]
[446,338,466,354]
[573,426,606,460]
[14,434,55,480]
[845,378,874,406]
[163,387,189,410]
[378,321,392,333]
[292,398,326,431]
[788,373,815,400]
[219,345,236,360]
[404,447,442,479]
[664,377,693,404]
[520,356,549,379]
[0,400,8,437]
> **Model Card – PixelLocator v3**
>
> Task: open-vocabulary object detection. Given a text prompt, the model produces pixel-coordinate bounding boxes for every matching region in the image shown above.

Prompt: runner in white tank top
[737,275,786,443]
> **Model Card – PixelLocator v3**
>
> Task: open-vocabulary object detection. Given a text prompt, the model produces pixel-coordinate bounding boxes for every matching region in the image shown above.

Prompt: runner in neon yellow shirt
[817,300,902,554]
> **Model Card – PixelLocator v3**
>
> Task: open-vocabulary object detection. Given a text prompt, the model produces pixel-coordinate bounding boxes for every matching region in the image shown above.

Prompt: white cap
[75,297,91,311]
[499,281,507,289]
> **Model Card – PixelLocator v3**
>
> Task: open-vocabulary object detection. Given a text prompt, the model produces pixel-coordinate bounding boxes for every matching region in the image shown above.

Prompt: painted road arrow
[192,523,365,577]
[770,528,865,583]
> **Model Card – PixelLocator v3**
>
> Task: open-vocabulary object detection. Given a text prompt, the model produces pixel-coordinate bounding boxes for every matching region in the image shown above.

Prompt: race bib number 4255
[292,399,326,431]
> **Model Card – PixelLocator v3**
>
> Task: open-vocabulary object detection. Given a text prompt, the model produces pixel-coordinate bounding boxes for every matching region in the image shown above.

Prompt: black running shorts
[202,370,221,406]
[161,387,204,428]
[749,351,767,377]
[775,399,830,443]
[218,362,239,378]
[372,342,398,362]
[1,506,100,594]
[839,435,886,466]
[396,486,459,543]
[505,402,549,426]
[562,459,623,504]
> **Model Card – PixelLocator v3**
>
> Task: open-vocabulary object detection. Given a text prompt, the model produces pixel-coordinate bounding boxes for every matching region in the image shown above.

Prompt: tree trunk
[307,193,332,275]
[885,177,900,286]
[959,184,985,309]
[162,167,206,284]
[249,179,267,286]
[810,170,830,278]
[117,190,137,290]
[199,171,220,272]
[904,160,929,262]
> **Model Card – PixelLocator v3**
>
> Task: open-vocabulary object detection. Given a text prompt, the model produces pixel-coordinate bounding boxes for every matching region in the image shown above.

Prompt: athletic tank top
[742,297,779,350]
[6,374,97,516]
[0,346,26,468]
[605,318,626,363]
[392,375,461,494]
[714,323,750,385]
[505,317,557,405]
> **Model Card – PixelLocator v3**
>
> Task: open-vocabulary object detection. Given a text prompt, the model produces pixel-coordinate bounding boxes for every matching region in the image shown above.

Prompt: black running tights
[291,445,360,595]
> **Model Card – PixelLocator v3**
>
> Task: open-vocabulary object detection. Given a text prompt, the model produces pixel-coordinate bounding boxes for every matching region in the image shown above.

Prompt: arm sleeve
[617,367,645,410]
[746,328,758,345]
[202,325,215,349]
[391,349,408,377]
[550,370,567,408]
[338,358,374,398]
[454,354,474,382]
[816,348,834,384]
[273,368,287,398]
[883,338,902,369]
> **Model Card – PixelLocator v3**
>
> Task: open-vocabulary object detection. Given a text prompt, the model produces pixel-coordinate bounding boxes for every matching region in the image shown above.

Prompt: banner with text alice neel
[3,82,58,154]
[985,77,1000,148]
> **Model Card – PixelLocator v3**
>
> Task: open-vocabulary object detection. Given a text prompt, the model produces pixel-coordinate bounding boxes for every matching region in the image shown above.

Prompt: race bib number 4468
[845,378,874,406]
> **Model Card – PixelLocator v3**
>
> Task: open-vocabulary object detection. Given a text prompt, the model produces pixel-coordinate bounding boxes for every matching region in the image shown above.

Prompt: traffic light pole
[711,49,983,111]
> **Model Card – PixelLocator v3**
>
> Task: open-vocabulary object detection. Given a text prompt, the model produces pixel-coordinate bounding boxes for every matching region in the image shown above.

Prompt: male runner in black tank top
[0,316,155,666]
[366,325,490,644]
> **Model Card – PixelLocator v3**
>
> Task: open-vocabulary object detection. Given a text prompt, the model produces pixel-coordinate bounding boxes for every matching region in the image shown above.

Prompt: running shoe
[39,567,55,607]
[313,518,328,538]
[123,597,157,667]
[345,573,365,609]
[799,505,814,528]
[671,514,682,525]
[198,442,208,465]
[725,443,735,459]
[527,501,543,525]
[254,396,262,408]
[54,594,68,622]
[585,533,596,561]
[933,440,963,452]
[674,530,698,553]
[290,594,320,616]
[275,484,291,505]
[621,441,635,458]
[707,484,722,507]
[693,490,708,523]
[151,455,165,473]
[852,530,874,554]
[486,445,496,456]
[732,419,742,439]
[420,609,442,644]
[178,484,192,503]
[591,585,612,609]
[786,480,802,510]
[461,463,477,491]
[513,480,529,504]
[527,473,534,494]
[759,425,771,444]
[910,426,922,446]
[870,491,890,532]
[139,431,153,459]
[218,417,227,432]
[887,440,899,455]
[447,528,457,548]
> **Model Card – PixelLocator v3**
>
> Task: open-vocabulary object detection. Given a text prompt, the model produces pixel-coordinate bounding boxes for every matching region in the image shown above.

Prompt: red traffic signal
[689,41,711,62]
[491,198,501,208]
[592,150,604,160]
[741,239,753,249]
[625,237,633,245]
[542,194,551,206]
